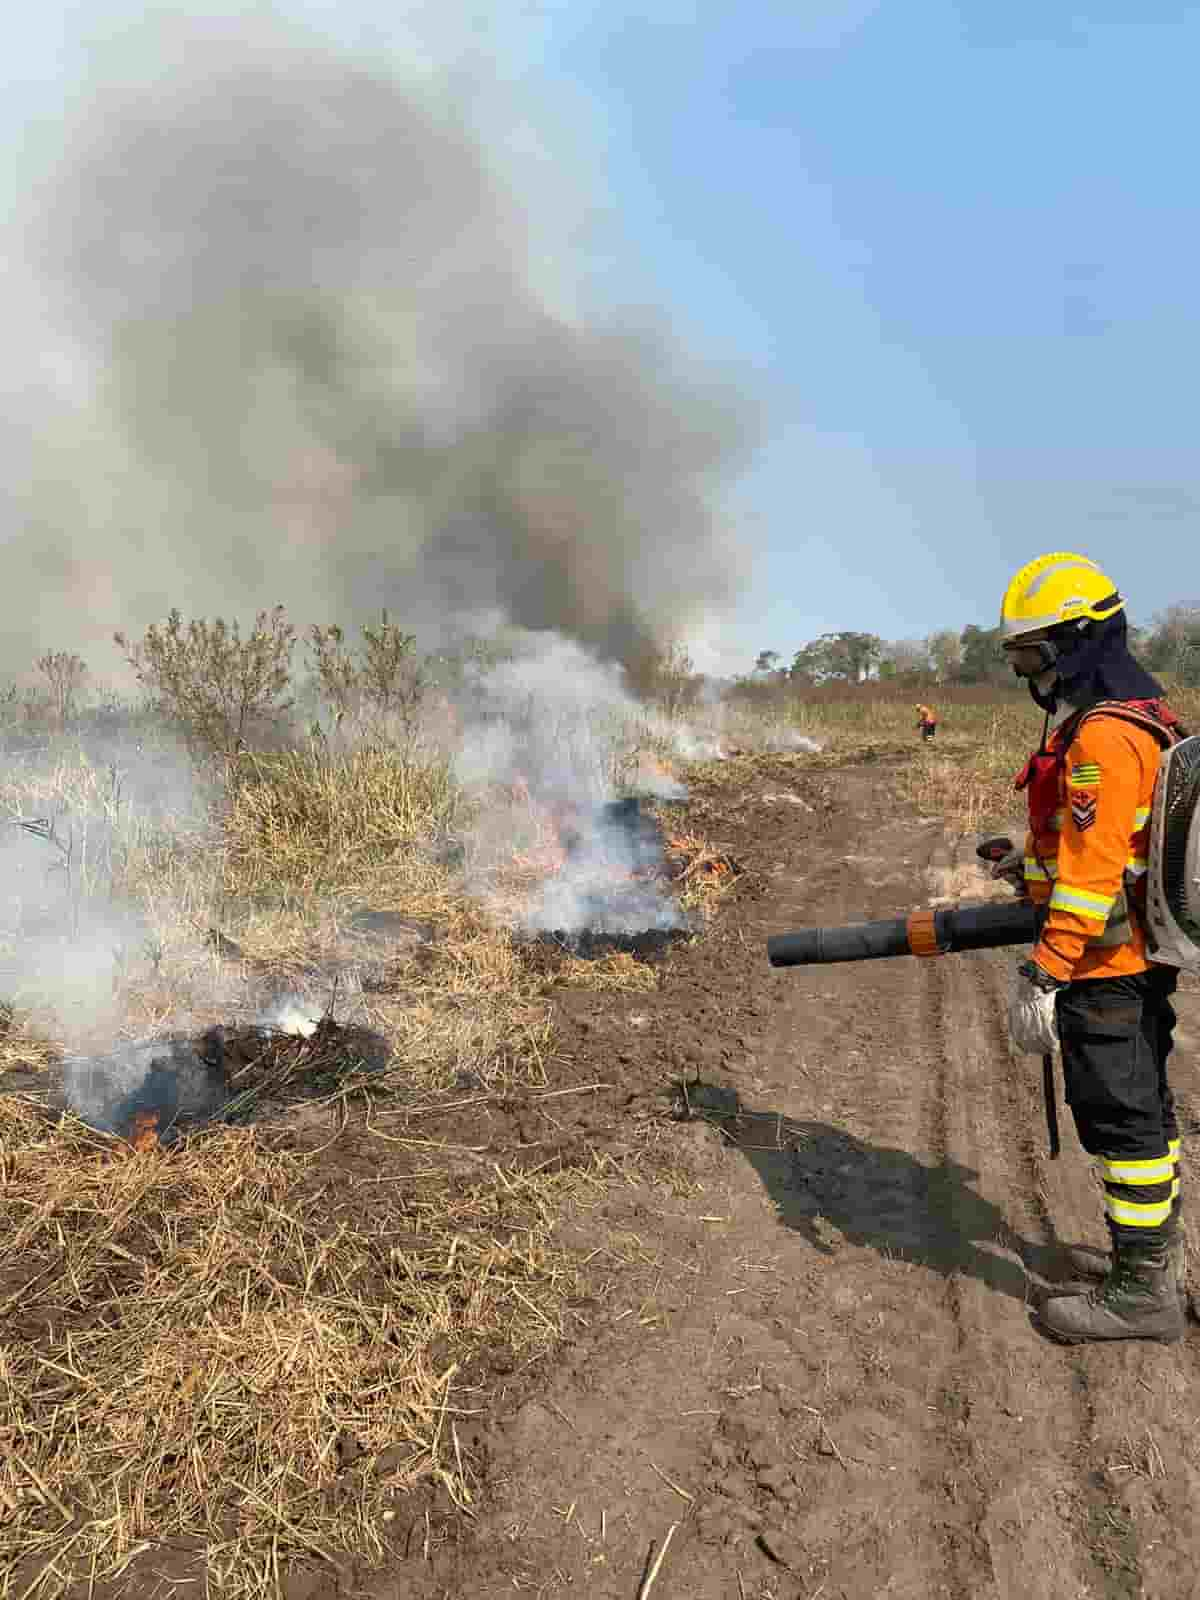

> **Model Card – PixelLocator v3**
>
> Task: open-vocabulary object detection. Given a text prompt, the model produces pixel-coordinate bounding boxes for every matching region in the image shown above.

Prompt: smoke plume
[6,23,755,678]
[452,634,689,933]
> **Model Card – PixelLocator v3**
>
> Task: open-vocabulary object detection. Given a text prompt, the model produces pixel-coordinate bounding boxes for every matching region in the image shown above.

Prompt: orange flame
[128,1109,160,1154]
[507,777,579,876]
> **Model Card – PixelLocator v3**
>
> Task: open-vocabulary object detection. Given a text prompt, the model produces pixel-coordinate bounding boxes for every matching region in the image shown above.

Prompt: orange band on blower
[906,909,944,958]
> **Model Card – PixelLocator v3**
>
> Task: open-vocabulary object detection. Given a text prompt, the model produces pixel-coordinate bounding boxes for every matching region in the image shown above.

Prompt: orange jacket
[1021,711,1161,981]
[916,705,937,725]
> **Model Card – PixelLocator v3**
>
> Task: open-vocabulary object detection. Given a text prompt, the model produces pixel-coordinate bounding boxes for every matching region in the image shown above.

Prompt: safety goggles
[1001,635,1060,676]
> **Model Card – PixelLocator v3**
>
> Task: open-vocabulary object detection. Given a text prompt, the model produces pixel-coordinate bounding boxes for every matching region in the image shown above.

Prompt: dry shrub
[0,1098,598,1597]
[115,607,296,762]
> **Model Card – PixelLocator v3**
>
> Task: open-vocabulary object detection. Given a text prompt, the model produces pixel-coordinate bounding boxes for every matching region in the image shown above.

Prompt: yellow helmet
[999,552,1124,641]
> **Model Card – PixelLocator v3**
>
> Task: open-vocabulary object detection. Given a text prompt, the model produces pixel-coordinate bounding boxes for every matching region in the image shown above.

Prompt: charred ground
[5,744,1200,1599]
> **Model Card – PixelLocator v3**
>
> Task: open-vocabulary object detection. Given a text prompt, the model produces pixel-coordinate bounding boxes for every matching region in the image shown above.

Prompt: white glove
[990,846,1026,893]
[1008,961,1064,1055]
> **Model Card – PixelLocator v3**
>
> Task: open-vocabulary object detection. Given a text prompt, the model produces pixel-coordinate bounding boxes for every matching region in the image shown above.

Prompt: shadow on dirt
[675,1084,1065,1304]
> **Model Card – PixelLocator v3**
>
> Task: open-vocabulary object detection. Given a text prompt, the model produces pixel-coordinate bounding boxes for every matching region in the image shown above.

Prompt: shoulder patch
[1071,792,1098,831]
[1068,762,1102,789]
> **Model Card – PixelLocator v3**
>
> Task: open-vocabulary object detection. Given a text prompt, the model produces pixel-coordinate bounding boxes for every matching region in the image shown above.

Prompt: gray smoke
[7,23,755,678]
[60,1032,228,1142]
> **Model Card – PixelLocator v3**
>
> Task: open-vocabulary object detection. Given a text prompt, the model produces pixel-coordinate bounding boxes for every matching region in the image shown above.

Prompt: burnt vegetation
[0,604,765,1595]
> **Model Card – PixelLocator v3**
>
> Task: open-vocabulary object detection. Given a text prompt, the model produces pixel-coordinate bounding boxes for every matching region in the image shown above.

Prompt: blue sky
[530,0,1200,668]
[9,0,1200,672]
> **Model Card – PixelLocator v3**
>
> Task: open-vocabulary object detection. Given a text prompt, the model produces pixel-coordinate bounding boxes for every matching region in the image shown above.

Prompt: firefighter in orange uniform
[999,552,1187,1342]
[915,704,938,741]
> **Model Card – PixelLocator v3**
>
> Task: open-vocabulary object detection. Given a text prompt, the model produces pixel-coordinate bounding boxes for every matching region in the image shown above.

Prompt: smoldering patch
[59,1015,392,1146]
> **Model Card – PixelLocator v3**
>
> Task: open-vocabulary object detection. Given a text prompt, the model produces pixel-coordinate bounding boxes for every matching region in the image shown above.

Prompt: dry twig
[636,1522,678,1600]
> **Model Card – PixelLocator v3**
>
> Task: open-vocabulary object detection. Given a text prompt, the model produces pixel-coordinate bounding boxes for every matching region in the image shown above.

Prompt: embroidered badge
[1069,762,1102,789]
[1071,792,1097,831]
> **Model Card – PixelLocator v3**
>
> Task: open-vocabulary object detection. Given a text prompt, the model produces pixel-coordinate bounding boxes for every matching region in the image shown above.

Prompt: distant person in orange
[915,703,938,741]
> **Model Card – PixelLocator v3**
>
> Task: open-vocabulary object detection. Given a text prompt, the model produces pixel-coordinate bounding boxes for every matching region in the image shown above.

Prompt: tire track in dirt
[742,809,975,1599]
[919,831,1200,1600]
[703,785,1024,1597]
[1011,925,1200,1598]
[722,790,1176,1600]
[916,827,1097,1600]
[799,810,1096,1599]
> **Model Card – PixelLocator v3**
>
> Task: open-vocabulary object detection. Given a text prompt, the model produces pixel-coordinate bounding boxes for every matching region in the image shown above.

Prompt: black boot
[1051,1208,1187,1302]
[1039,1236,1184,1344]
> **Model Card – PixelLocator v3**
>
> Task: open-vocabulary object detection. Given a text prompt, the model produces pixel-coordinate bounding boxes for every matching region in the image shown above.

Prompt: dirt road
[356,755,1200,1600]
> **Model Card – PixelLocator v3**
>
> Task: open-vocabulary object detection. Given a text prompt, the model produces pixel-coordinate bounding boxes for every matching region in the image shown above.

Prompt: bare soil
[18,752,1200,1598]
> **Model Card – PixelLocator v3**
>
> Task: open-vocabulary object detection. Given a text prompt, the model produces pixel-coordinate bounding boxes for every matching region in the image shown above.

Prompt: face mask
[1029,668,1062,714]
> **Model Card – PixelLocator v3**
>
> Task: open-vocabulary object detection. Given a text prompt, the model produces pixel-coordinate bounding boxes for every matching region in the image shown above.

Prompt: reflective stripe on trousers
[1097,1138,1181,1232]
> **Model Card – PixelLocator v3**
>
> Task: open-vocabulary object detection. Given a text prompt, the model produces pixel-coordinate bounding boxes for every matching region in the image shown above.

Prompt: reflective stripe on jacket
[1023,713,1162,982]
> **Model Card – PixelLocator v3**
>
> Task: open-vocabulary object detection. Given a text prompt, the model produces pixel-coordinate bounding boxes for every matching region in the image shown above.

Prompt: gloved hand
[1008,960,1067,1055]
[989,846,1026,894]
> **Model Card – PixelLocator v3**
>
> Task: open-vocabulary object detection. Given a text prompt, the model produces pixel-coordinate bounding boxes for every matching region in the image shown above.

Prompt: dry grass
[0,1014,59,1077]
[893,684,1200,831]
[0,732,723,1095]
[0,1095,609,1598]
[223,746,463,896]
[711,684,1200,833]
[554,952,661,993]
[7,662,1189,1595]
[0,716,732,1594]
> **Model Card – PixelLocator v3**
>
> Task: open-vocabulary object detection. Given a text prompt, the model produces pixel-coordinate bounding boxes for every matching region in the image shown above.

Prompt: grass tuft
[0,1098,600,1596]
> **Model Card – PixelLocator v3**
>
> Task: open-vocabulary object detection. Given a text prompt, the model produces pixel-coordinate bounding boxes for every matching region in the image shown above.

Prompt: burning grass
[0,746,728,1590]
[663,828,742,913]
[0,706,757,1593]
[0,1095,606,1598]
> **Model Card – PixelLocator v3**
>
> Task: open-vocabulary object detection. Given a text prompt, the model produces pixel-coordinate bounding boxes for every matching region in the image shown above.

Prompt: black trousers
[1056,967,1180,1245]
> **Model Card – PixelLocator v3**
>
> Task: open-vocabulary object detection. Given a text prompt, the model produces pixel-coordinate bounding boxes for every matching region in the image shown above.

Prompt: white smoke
[667,711,824,761]
[0,726,217,1045]
[258,995,324,1039]
[451,634,689,934]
